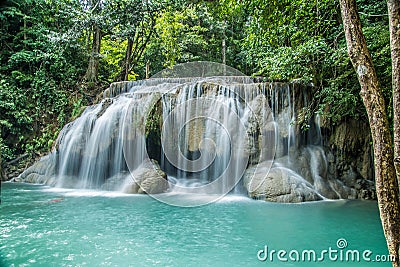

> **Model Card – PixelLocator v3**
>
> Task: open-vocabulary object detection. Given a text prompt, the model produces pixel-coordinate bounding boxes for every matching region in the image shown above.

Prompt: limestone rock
[329,119,374,186]
[14,154,56,185]
[122,159,168,194]
[244,161,322,203]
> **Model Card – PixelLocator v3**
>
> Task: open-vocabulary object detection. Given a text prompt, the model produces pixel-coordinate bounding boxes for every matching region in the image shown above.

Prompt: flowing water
[22,76,348,201]
[0,183,390,266]
[54,77,277,194]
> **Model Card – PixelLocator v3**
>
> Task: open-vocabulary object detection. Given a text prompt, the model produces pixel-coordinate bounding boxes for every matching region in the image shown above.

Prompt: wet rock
[122,159,168,194]
[328,179,357,199]
[97,98,113,118]
[14,155,55,185]
[328,118,375,198]
[243,161,322,203]
[101,172,129,191]
[245,94,275,163]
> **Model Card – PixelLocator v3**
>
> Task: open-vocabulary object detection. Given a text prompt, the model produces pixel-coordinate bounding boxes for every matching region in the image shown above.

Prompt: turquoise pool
[0,183,390,266]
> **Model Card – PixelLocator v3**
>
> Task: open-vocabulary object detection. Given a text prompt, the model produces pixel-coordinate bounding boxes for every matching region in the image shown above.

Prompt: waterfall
[160,80,264,194]
[18,71,364,203]
[52,77,279,194]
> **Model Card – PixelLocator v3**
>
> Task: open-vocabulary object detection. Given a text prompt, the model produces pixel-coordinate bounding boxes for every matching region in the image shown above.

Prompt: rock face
[243,145,371,203]
[304,118,376,200]
[327,119,375,199]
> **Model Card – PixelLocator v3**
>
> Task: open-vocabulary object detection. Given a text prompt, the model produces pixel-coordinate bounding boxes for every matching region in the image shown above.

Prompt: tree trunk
[0,148,3,202]
[0,147,3,181]
[339,0,400,266]
[222,20,227,75]
[23,17,27,44]
[145,60,150,79]
[120,38,133,81]
[222,38,226,75]
[222,38,226,65]
[0,128,3,181]
[85,25,102,82]
[388,0,400,187]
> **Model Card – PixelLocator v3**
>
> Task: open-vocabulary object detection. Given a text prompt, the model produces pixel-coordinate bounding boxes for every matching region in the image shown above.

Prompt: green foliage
[99,38,128,82]
[0,0,87,160]
[155,7,208,67]
[253,38,330,83]
[240,0,392,125]
[0,78,32,160]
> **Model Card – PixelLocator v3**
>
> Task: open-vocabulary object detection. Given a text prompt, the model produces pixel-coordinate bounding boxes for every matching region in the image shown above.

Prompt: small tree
[84,0,103,82]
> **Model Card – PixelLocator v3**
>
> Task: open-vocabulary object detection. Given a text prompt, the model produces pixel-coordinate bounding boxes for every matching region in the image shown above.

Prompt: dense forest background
[0,0,392,162]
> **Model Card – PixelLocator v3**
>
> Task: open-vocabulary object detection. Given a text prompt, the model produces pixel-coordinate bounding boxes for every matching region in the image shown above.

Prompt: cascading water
[159,79,275,195]
[17,63,366,203]
[55,86,155,190]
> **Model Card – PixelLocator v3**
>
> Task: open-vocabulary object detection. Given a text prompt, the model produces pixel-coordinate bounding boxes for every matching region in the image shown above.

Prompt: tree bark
[129,22,155,76]
[388,0,400,188]
[120,38,133,81]
[222,38,226,65]
[339,0,400,266]
[145,60,150,79]
[85,25,102,82]
[0,128,3,181]
[23,17,27,43]
[0,147,3,181]
[222,38,226,75]
[222,20,227,75]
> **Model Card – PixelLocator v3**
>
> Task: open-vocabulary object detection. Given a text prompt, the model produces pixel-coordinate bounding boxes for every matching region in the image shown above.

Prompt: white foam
[216,195,253,203]
[63,190,129,197]
[40,187,135,198]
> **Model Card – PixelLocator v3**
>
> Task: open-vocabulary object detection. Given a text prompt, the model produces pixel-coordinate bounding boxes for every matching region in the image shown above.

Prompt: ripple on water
[0,183,390,267]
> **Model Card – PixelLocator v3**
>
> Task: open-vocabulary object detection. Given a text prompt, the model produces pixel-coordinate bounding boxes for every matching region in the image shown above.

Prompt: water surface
[0,183,390,266]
